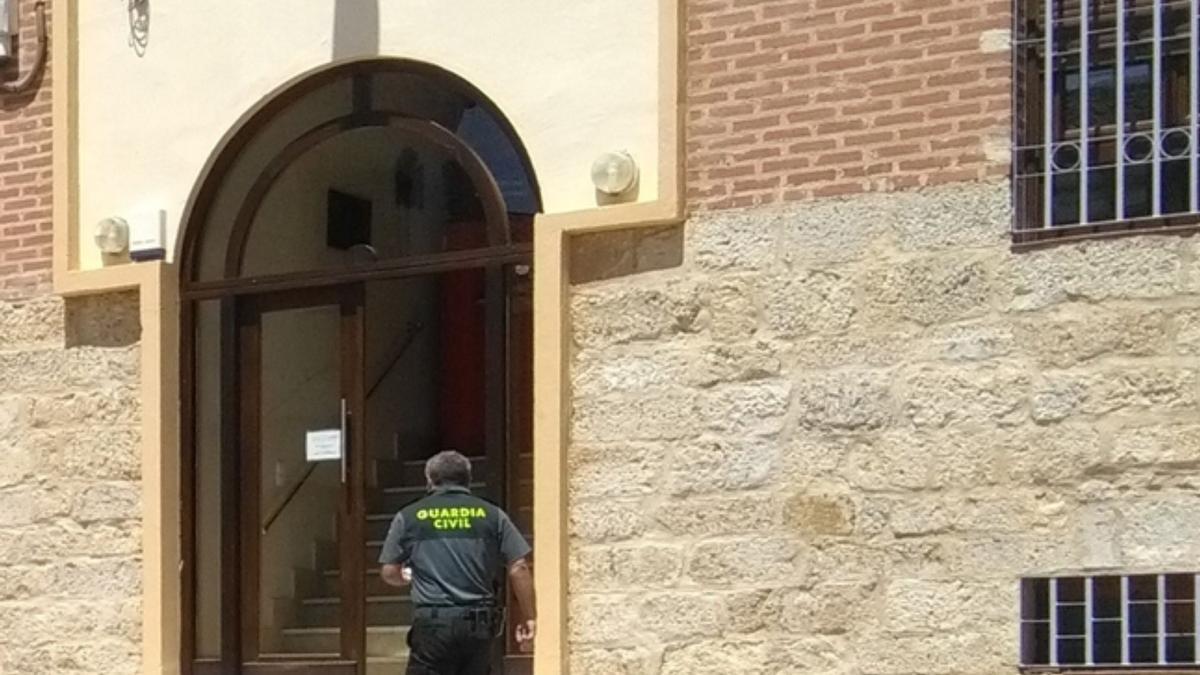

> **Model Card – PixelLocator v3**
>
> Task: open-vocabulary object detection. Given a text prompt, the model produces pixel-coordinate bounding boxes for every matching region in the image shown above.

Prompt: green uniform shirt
[378,485,531,606]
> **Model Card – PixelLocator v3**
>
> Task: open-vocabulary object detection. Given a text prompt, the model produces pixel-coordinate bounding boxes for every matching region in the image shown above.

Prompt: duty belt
[412,605,505,638]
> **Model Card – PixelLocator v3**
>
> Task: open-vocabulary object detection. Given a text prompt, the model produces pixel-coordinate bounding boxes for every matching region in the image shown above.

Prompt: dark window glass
[1167,636,1196,663]
[1163,160,1192,215]
[1131,602,1159,635]
[1168,574,1197,601]
[1062,64,1152,127]
[1130,636,1159,663]
[1058,604,1087,636]
[1024,578,1051,620]
[1086,166,1117,222]
[1023,621,1051,665]
[1123,164,1153,217]
[1094,576,1122,618]
[1058,637,1087,664]
[1130,575,1159,601]
[1093,620,1122,664]
[1166,601,1195,634]
[1058,577,1086,603]
[1052,173,1081,226]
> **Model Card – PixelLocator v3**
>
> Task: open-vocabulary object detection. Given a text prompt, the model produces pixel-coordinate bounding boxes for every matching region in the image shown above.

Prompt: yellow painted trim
[55,264,153,297]
[51,0,77,282]
[655,0,686,226]
[531,220,569,674]
[53,3,182,672]
[530,2,685,673]
[139,263,183,675]
[53,0,683,673]
[57,263,183,675]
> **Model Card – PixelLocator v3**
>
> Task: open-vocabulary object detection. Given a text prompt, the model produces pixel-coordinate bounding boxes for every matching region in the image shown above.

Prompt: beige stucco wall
[565,181,1200,673]
[74,0,665,271]
[0,292,142,674]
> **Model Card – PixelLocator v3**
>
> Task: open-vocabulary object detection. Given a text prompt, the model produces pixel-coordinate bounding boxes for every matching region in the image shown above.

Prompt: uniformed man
[379,450,535,675]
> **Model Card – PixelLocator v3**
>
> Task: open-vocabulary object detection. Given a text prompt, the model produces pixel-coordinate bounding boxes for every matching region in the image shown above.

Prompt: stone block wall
[0,291,142,674]
[566,181,1200,673]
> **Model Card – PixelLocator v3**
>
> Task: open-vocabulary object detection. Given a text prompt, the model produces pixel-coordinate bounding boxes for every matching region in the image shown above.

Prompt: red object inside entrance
[437,224,487,456]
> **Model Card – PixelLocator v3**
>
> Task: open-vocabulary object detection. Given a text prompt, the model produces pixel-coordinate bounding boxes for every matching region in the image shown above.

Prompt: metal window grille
[1020,574,1200,667]
[1013,0,1200,239]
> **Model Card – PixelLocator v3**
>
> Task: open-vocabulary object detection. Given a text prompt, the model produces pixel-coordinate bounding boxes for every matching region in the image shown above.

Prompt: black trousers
[405,607,499,675]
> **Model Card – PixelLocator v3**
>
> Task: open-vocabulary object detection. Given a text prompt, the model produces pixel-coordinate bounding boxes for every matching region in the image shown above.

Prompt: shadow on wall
[332,0,380,60]
[64,291,141,348]
[568,224,685,285]
[128,0,149,57]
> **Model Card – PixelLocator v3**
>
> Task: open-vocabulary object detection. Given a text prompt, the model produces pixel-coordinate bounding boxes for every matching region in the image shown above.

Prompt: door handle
[340,398,349,484]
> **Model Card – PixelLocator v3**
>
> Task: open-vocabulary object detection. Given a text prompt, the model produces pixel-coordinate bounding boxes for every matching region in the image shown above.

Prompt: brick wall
[0,0,52,300]
[687,0,1012,210]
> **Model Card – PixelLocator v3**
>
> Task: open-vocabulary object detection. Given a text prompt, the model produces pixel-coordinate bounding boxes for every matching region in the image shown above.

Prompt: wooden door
[237,286,367,673]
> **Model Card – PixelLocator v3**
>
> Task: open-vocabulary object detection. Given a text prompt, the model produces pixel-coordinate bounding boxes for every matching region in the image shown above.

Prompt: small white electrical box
[128,209,167,262]
[0,0,15,62]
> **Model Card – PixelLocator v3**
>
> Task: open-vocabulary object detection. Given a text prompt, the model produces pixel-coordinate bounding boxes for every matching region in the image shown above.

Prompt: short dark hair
[425,450,472,488]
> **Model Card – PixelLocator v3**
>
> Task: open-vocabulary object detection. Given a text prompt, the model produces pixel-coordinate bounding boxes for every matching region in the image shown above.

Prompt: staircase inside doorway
[232,269,533,672]
[272,455,491,675]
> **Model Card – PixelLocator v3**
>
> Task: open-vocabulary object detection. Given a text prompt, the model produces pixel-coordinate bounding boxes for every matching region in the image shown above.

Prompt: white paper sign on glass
[306,429,342,462]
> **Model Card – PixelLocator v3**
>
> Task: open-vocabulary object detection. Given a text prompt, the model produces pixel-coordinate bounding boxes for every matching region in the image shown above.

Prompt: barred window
[1021,574,1200,668]
[1013,0,1200,241]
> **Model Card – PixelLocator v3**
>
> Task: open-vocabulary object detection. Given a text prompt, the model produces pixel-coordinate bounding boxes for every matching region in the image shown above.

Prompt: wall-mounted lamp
[95,210,166,261]
[94,217,130,255]
[591,151,638,196]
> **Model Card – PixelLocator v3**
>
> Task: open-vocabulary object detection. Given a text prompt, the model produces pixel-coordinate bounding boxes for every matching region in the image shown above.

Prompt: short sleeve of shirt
[497,510,532,564]
[378,512,409,565]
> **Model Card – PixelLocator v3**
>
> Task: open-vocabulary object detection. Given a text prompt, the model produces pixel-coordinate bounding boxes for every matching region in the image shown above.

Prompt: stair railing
[262,320,425,533]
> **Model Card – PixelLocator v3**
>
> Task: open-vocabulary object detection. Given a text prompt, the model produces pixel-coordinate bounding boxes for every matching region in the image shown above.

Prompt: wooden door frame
[175,59,543,286]
[183,261,531,674]
[175,59,537,675]
[502,265,535,675]
[234,285,367,672]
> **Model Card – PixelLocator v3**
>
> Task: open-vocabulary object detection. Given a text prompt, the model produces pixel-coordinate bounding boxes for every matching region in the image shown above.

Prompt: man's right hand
[380,564,411,588]
[507,557,536,650]
[515,619,536,651]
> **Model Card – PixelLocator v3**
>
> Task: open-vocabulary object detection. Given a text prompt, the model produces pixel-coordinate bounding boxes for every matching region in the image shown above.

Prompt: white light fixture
[94,217,130,254]
[590,151,638,196]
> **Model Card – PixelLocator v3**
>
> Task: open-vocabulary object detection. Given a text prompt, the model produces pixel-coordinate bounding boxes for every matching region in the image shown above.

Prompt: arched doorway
[177,59,539,675]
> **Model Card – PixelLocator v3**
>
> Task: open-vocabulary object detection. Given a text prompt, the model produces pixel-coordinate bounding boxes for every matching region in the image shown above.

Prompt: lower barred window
[1021,574,1200,668]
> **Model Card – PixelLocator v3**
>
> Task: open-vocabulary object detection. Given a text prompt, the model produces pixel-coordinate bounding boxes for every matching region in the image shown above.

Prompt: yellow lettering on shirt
[421,506,487,529]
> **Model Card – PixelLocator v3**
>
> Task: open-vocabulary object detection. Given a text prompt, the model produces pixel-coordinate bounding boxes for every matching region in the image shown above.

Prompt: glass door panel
[258,302,342,655]
[239,287,364,671]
